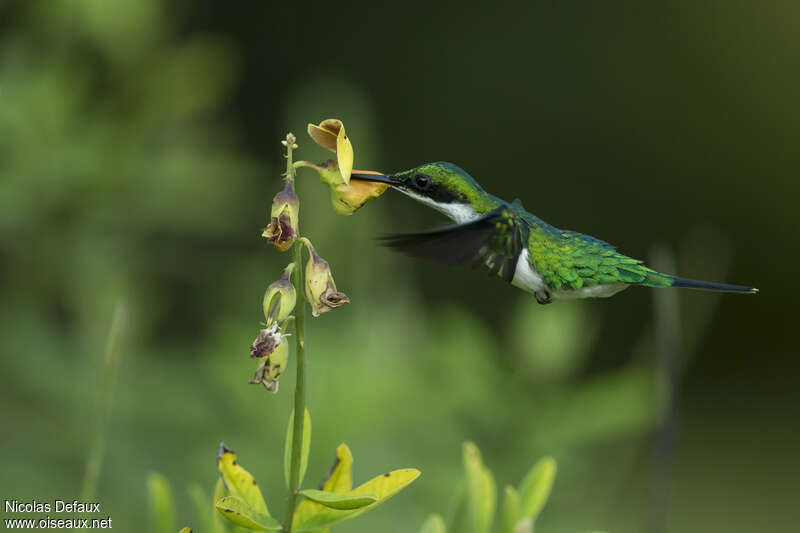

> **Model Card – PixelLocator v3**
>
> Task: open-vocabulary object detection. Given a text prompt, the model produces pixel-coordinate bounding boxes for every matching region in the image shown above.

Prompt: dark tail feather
[670,277,759,294]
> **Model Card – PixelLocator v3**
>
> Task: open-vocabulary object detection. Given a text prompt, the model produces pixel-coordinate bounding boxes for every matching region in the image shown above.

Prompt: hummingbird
[349,162,758,304]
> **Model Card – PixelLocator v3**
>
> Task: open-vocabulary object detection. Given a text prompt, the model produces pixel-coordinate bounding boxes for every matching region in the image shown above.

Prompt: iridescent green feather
[520,211,672,291]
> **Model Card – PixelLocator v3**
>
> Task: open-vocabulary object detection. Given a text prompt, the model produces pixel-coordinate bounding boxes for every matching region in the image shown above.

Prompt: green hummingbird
[349,162,758,304]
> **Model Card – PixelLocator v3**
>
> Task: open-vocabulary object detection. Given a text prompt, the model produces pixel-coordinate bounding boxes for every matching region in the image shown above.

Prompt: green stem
[283,135,306,533]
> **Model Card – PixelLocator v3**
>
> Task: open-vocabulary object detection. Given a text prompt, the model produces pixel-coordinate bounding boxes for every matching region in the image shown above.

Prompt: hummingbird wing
[380,206,525,282]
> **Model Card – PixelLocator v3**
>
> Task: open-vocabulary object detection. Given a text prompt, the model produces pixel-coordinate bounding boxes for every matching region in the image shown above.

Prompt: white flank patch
[511,249,547,293]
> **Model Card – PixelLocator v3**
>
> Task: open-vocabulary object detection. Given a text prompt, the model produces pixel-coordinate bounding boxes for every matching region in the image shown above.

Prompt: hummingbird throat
[395,188,480,224]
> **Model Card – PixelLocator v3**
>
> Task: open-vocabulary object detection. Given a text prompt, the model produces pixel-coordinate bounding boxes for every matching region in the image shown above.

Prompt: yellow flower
[297,118,389,214]
[307,119,353,182]
[294,160,389,215]
[262,180,299,251]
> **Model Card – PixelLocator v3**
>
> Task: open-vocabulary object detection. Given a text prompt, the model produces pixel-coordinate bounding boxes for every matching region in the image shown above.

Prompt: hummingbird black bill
[349,171,399,185]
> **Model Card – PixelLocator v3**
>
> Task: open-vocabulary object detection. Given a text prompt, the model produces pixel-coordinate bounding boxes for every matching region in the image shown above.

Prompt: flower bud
[249,336,289,393]
[302,240,350,317]
[262,180,299,251]
[263,263,296,325]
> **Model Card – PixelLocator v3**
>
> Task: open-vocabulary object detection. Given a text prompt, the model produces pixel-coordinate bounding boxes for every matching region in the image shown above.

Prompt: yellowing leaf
[299,489,377,510]
[147,472,176,533]
[419,514,447,533]
[284,408,312,488]
[293,443,354,533]
[178,528,192,533]
[216,443,269,517]
[322,443,354,493]
[292,468,421,532]
[502,485,520,533]
[463,442,496,533]
[518,457,556,523]
[215,496,282,531]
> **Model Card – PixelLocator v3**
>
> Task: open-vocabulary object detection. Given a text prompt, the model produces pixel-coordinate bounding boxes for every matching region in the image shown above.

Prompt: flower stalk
[283,134,307,532]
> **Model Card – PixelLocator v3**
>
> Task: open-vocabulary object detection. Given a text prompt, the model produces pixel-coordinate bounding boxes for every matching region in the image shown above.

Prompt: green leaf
[217,443,270,517]
[463,442,496,533]
[188,484,216,533]
[518,457,556,523]
[284,408,312,488]
[293,443,354,533]
[147,472,176,533]
[215,496,282,531]
[502,485,520,533]
[300,489,377,510]
[178,529,193,533]
[292,467,421,531]
[419,514,447,533]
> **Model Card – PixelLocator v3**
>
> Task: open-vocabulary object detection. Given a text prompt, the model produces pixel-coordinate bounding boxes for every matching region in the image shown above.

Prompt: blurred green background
[1,1,797,532]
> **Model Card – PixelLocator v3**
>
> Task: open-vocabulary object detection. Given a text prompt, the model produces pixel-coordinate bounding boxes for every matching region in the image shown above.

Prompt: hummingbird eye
[413,174,431,190]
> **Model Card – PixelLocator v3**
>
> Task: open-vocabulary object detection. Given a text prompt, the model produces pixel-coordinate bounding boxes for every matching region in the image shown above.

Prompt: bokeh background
[1,1,797,532]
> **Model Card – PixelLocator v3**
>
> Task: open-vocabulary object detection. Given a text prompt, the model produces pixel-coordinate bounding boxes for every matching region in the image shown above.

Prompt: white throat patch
[395,187,480,224]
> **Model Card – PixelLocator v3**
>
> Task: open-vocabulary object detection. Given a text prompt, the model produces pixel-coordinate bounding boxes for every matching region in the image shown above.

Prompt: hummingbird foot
[534,291,552,305]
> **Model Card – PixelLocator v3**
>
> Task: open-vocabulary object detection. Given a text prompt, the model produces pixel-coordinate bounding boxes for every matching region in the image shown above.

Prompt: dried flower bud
[262,180,299,251]
[249,336,289,393]
[250,323,287,359]
[263,263,296,325]
[302,240,350,317]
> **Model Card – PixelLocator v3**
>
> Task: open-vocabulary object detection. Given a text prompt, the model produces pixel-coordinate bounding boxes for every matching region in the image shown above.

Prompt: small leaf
[419,514,447,533]
[212,478,232,533]
[215,496,282,531]
[321,443,354,493]
[147,472,176,533]
[300,489,377,510]
[293,443,354,533]
[463,442,496,533]
[284,408,312,488]
[217,443,270,517]
[502,485,520,533]
[518,457,556,523]
[178,529,193,533]
[292,468,421,531]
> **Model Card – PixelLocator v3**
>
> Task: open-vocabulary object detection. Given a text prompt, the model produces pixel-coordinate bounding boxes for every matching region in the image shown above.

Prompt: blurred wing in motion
[380,206,526,282]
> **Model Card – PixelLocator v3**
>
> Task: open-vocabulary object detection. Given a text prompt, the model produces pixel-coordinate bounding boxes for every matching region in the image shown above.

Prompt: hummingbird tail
[669,277,759,294]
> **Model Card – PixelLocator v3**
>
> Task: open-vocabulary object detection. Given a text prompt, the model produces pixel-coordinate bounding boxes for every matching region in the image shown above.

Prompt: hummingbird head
[350,162,490,223]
